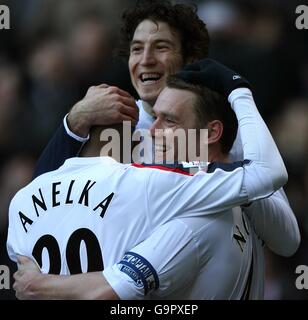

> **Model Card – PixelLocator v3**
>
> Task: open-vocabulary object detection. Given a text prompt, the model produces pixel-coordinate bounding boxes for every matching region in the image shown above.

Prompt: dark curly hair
[119,0,210,64]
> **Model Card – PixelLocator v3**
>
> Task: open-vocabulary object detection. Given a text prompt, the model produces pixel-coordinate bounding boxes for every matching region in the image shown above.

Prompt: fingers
[120,114,138,126]
[81,84,139,127]
[13,271,22,294]
[119,96,139,117]
[120,95,137,108]
[96,84,133,99]
[87,84,136,106]
[120,104,139,122]
[96,84,109,89]
[13,270,20,281]
[17,255,31,263]
[16,255,40,271]
[112,87,133,99]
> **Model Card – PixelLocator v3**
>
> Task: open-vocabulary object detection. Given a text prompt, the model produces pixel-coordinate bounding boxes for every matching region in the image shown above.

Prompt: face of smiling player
[149,86,199,162]
[128,19,184,106]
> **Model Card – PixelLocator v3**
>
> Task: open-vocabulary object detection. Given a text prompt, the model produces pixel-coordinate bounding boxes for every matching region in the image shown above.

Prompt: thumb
[17,255,31,265]
[17,255,40,271]
[96,84,109,89]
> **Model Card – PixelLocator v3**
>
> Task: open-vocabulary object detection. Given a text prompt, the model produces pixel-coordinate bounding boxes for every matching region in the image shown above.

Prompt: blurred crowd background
[0,0,307,299]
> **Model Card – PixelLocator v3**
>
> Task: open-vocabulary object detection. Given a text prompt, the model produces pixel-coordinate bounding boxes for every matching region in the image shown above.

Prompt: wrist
[228,87,253,107]
[35,274,67,300]
[68,102,91,138]
[25,273,51,300]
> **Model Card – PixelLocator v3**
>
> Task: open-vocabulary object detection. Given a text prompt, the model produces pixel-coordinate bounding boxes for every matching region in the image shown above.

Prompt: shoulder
[131,162,192,176]
[207,160,251,173]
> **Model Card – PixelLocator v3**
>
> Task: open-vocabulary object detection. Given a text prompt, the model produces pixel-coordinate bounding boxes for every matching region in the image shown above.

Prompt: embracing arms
[14,256,118,300]
[33,85,138,179]
[13,219,197,300]
[177,59,299,255]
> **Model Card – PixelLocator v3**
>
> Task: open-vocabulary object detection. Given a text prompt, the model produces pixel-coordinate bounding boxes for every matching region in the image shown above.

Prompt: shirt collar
[63,156,120,166]
[140,100,154,117]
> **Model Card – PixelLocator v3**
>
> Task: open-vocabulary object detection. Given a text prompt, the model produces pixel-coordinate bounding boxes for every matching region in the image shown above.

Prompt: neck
[81,125,126,159]
[141,100,154,116]
[207,146,230,163]
[80,124,134,163]
[80,127,105,158]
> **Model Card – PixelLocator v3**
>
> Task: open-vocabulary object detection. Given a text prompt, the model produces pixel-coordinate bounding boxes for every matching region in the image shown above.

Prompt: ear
[207,120,223,146]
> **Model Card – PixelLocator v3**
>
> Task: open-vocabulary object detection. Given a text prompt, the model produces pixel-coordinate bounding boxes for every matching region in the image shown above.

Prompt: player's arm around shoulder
[243,188,301,257]
[33,84,138,179]
[13,256,119,300]
[177,59,288,201]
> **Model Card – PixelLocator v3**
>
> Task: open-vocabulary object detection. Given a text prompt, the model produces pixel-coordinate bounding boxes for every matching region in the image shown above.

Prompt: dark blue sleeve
[32,122,84,179]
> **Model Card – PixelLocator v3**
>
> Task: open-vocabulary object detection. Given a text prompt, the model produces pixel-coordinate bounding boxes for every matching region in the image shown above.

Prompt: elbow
[272,165,288,192]
[272,231,301,258]
[286,230,301,257]
[278,242,300,258]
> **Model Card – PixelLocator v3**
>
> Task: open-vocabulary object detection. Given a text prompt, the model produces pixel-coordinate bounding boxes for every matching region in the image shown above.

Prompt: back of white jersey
[191,207,253,300]
[7,157,155,274]
[7,156,262,299]
[150,208,254,300]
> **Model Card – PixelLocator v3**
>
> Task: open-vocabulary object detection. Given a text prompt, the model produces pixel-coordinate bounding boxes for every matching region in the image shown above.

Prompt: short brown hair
[119,0,210,64]
[166,76,238,154]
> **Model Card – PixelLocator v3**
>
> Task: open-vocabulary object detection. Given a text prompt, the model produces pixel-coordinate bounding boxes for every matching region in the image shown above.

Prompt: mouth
[139,73,163,85]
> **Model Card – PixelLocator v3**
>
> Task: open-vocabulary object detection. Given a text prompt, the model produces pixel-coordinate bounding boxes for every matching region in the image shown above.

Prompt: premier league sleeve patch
[116,251,159,295]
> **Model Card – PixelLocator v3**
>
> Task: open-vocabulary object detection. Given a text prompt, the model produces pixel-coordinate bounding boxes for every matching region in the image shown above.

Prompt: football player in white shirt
[32,1,298,263]
[14,1,299,299]
[54,1,299,261]
[9,60,299,299]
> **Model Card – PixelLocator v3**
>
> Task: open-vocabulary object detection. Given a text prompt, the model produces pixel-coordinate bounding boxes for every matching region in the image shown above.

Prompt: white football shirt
[7,88,293,299]
[104,207,255,300]
[7,153,276,298]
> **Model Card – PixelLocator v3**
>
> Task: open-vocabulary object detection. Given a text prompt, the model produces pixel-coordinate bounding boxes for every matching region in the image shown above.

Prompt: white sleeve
[6,225,18,263]
[146,88,288,225]
[243,188,300,257]
[63,114,90,142]
[228,91,299,256]
[229,129,244,162]
[229,88,288,193]
[6,198,30,264]
[103,219,199,300]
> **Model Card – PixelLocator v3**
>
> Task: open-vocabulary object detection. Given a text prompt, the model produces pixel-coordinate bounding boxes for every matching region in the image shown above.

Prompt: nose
[140,47,156,66]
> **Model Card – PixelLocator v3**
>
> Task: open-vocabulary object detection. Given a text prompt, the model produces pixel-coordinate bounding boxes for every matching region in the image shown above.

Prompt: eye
[165,118,176,125]
[131,46,142,53]
[156,45,169,51]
